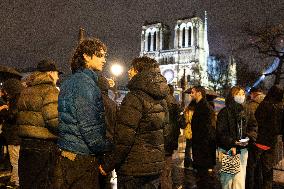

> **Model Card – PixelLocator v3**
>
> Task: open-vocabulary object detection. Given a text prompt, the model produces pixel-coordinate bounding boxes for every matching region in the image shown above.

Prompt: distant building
[140,11,236,90]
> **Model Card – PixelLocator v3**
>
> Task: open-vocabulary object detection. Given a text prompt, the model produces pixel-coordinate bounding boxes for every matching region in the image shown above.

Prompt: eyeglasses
[98,52,108,58]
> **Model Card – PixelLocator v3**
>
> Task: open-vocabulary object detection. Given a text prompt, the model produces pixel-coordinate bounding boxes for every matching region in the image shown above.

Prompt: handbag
[220,153,241,175]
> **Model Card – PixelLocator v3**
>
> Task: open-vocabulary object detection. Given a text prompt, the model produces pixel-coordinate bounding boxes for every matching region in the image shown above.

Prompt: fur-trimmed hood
[127,68,169,100]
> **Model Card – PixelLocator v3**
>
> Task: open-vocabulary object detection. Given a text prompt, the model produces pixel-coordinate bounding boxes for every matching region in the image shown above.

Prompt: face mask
[234,95,245,104]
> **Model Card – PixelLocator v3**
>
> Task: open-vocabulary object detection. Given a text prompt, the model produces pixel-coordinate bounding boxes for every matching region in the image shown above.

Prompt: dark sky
[0,0,283,75]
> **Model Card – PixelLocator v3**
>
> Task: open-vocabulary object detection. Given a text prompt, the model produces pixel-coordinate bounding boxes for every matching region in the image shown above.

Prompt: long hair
[70,38,107,73]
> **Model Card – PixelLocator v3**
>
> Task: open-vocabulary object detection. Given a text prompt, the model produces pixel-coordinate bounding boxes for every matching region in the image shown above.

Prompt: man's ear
[83,53,90,62]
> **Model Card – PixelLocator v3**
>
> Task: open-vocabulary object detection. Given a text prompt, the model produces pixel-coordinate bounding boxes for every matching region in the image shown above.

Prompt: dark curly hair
[130,56,159,73]
[71,38,107,73]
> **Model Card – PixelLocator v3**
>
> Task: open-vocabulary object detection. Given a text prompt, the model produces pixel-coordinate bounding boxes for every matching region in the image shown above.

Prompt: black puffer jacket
[104,68,169,176]
[17,72,59,140]
[217,99,258,152]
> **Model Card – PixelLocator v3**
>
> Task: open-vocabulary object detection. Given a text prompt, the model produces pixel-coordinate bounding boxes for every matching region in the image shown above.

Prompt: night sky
[0,0,283,76]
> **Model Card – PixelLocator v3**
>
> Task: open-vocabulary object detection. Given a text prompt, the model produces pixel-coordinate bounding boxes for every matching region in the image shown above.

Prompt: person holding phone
[216,86,257,189]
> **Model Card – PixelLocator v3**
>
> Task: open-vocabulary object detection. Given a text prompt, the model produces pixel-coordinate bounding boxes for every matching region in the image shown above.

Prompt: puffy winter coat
[57,68,112,155]
[104,68,169,176]
[17,72,59,140]
[217,102,258,151]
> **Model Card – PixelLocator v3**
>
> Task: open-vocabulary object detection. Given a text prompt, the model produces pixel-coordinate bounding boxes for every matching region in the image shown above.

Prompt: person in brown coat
[17,59,60,189]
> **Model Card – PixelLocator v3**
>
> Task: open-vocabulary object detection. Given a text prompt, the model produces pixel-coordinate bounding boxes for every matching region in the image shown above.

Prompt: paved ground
[0,166,283,188]
[0,139,283,188]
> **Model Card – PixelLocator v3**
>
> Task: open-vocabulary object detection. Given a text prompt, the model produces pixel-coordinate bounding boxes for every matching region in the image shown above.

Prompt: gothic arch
[145,28,158,51]
[179,22,192,48]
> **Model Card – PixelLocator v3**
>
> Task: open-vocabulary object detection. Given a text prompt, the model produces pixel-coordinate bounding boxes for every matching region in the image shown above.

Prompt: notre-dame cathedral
[140,11,236,89]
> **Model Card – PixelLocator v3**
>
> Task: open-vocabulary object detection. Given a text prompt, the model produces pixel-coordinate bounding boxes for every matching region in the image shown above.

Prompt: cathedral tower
[140,12,209,87]
[140,22,170,53]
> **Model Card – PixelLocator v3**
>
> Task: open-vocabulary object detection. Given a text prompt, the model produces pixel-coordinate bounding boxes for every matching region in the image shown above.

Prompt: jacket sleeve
[103,92,143,172]
[42,87,59,135]
[73,81,113,155]
[216,108,235,151]
[199,106,216,143]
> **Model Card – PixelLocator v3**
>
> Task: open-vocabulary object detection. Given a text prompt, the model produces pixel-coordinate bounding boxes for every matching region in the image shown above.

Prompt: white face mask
[234,95,245,104]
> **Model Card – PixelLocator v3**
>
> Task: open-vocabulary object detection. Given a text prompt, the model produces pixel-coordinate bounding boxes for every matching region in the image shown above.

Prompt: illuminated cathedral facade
[140,11,237,89]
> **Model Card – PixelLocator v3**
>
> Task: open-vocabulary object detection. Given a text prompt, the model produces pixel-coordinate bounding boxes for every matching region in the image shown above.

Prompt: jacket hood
[25,71,55,87]
[127,68,169,100]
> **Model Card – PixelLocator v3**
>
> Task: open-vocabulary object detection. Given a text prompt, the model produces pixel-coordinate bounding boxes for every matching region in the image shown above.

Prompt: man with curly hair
[54,38,113,188]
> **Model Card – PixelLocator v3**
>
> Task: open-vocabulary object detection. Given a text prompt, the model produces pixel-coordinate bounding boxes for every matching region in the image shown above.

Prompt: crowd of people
[0,37,283,189]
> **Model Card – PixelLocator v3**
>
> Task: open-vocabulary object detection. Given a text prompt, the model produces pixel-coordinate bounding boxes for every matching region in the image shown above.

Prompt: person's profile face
[84,49,107,71]
[190,88,200,100]
[128,67,137,80]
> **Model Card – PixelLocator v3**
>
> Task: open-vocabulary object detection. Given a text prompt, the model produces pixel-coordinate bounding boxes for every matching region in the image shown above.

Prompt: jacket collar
[79,68,99,83]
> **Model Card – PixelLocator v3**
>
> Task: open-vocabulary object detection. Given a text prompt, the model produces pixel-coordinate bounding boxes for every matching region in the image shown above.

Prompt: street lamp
[110,64,123,102]
[111,64,123,77]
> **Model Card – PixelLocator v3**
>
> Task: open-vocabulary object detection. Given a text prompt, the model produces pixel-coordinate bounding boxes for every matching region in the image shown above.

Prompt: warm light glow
[111,64,123,76]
